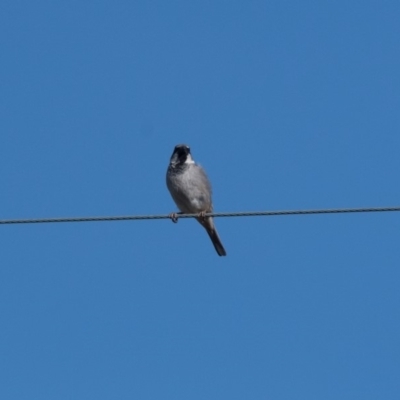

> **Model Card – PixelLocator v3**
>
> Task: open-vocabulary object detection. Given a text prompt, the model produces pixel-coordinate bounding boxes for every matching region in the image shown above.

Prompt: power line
[1,206,400,225]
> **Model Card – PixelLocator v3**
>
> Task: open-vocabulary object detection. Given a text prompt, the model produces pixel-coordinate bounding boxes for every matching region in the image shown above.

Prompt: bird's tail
[206,227,227,256]
[198,217,227,256]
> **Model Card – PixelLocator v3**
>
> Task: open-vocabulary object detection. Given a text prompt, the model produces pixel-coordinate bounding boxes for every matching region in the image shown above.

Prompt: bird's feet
[197,211,207,223]
[169,212,181,223]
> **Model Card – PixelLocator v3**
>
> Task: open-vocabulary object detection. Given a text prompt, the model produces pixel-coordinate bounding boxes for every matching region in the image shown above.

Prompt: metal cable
[1,206,400,225]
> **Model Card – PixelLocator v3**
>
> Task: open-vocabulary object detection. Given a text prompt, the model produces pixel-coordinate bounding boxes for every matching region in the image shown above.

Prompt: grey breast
[167,164,213,214]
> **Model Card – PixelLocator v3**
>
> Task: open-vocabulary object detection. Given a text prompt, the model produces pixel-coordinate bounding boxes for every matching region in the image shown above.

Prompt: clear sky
[1,1,399,399]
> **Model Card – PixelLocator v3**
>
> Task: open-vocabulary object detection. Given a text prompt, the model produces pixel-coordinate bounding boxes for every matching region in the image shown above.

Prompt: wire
[0,206,400,225]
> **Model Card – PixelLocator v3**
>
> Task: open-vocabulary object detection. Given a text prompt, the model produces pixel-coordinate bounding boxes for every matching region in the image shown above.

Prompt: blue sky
[1,1,399,398]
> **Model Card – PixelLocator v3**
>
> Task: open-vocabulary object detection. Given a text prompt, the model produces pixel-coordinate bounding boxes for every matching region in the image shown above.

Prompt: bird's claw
[169,212,179,223]
[197,211,207,222]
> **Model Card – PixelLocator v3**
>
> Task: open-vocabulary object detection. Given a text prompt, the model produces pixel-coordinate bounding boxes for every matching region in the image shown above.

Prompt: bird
[166,144,227,256]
